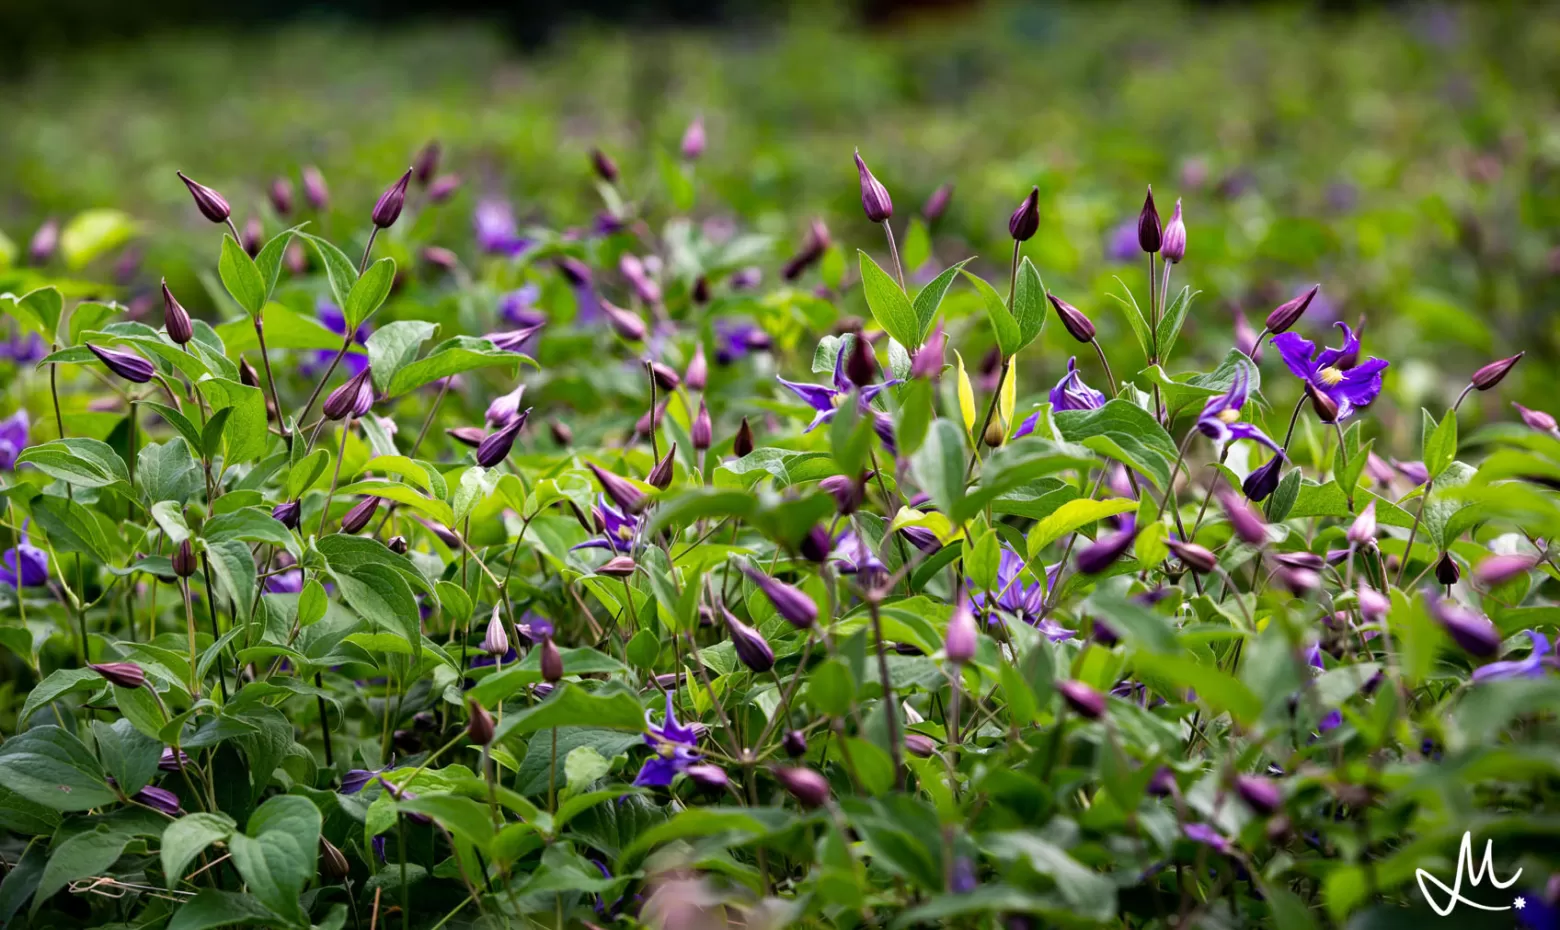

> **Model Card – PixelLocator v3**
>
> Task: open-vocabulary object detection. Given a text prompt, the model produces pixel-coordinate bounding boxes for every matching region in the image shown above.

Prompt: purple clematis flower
[1183,822,1231,854]
[0,410,29,470]
[1105,219,1140,262]
[634,691,701,787]
[265,567,303,594]
[571,496,639,554]
[0,330,46,365]
[970,548,1071,641]
[0,522,49,588]
[340,765,395,795]
[303,301,370,378]
[499,285,544,328]
[1271,323,1388,420]
[1195,362,1282,454]
[1012,358,1106,439]
[474,199,531,256]
[831,530,885,576]
[713,319,772,365]
[1472,630,1553,683]
[776,345,901,433]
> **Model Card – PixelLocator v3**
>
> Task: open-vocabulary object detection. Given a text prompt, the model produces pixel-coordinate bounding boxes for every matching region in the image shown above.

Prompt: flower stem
[865,595,905,790]
[295,337,353,442]
[966,357,1012,479]
[882,220,906,290]
[316,419,353,536]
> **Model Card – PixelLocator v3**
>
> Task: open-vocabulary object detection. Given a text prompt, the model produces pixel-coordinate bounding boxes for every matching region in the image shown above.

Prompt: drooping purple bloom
[1471,630,1553,682]
[634,691,701,787]
[970,548,1071,641]
[831,530,885,576]
[340,766,393,795]
[776,345,901,433]
[1048,357,1106,412]
[570,496,640,554]
[0,522,49,588]
[713,319,772,365]
[1195,362,1281,454]
[303,301,369,377]
[0,410,29,470]
[0,330,46,365]
[473,200,530,256]
[1271,323,1388,420]
[499,285,544,327]
[265,568,303,594]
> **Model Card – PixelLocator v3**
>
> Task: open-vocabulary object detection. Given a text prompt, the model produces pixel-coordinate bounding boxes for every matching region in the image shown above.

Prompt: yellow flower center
[1216,408,1240,425]
[830,392,846,408]
[1317,366,1344,386]
[656,741,675,758]
[617,525,633,541]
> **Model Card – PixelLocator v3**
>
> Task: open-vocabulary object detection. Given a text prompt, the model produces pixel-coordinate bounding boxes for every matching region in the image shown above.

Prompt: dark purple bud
[272,500,300,529]
[1166,538,1217,574]
[724,607,775,673]
[773,766,830,809]
[691,399,712,451]
[691,275,711,306]
[733,418,755,458]
[1137,185,1161,253]
[1076,526,1138,575]
[1008,187,1040,242]
[539,637,564,682]
[1048,293,1096,343]
[413,140,441,185]
[323,366,375,420]
[800,524,832,563]
[911,324,945,378]
[302,165,329,210]
[1242,457,1284,502]
[268,177,294,216]
[922,183,953,223]
[1264,285,1319,335]
[1426,594,1499,657]
[556,256,592,287]
[1091,619,1118,646]
[1274,551,1323,572]
[590,148,619,184]
[159,747,191,772]
[646,443,677,490]
[819,474,865,515]
[743,567,817,629]
[686,764,728,791]
[1471,352,1523,391]
[648,361,681,391]
[1435,552,1461,586]
[1147,766,1177,797]
[781,219,831,281]
[424,521,462,549]
[447,426,486,448]
[387,535,408,555]
[91,662,146,689]
[845,332,876,388]
[783,730,808,757]
[598,556,637,578]
[371,169,413,229]
[177,171,231,223]
[135,785,182,815]
[320,837,351,880]
[600,300,646,342]
[1306,382,1340,423]
[680,117,706,161]
[87,344,155,383]
[475,408,529,468]
[1234,774,1283,816]
[854,150,893,223]
[339,497,380,534]
[426,174,462,203]
[904,733,936,758]
[1161,199,1186,263]
[241,217,264,258]
[1221,492,1268,545]
[172,539,198,578]
[482,609,509,657]
[634,401,666,440]
[589,462,648,514]
[548,420,573,446]
[945,596,978,665]
[466,699,494,745]
[1058,679,1106,719]
[162,280,193,345]
[1514,403,1557,433]
[1474,553,1537,587]
[28,218,59,265]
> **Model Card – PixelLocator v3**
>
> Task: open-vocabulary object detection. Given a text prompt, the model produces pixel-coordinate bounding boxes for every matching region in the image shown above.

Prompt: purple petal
[1271,332,1317,381]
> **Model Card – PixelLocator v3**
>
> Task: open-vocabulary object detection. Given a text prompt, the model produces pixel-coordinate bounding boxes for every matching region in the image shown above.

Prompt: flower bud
[1220,492,1268,545]
[621,254,662,305]
[598,556,637,578]
[422,246,459,271]
[1048,293,1096,343]
[733,417,755,458]
[482,608,509,657]
[911,324,945,379]
[773,766,830,809]
[1435,552,1461,586]
[1008,186,1040,242]
[1076,526,1138,575]
[1147,766,1177,797]
[162,280,193,345]
[241,217,264,257]
[322,366,375,420]
[648,361,681,392]
[800,524,832,563]
[172,538,198,578]
[1306,382,1340,423]
[1513,403,1557,433]
[272,500,300,529]
[680,117,706,161]
[590,148,619,184]
[1166,538,1217,574]
[646,443,677,490]
[854,150,893,223]
[1161,199,1186,263]
[239,357,261,387]
[320,837,351,881]
[447,426,486,448]
[539,637,564,682]
[1471,352,1523,391]
[600,300,646,342]
[371,169,413,229]
[1058,679,1106,719]
[466,699,495,746]
[781,220,830,281]
[413,140,441,186]
[589,462,647,514]
[302,165,329,210]
[427,174,462,203]
[944,596,978,665]
[783,730,808,757]
[91,661,146,689]
[1357,585,1390,623]
[686,763,728,791]
[724,607,775,673]
[1426,594,1499,657]
[922,183,953,223]
[87,344,155,383]
[1274,565,1320,597]
[634,401,666,440]
[339,496,380,534]
[475,409,529,468]
[743,567,817,629]
[136,785,182,816]
[1264,285,1319,335]
[1473,553,1538,587]
[904,733,937,758]
[1137,185,1161,253]
[845,332,876,388]
[177,171,231,223]
[387,535,408,555]
[691,399,712,451]
[691,275,711,305]
[485,384,526,429]
[28,218,59,265]
[983,420,1007,449]
[1242,457,1284,502]
[1346,500,1377,546]
[1234,774,1282,816]
[269,177,294,216]
[819,474,864,515]
[685,344,708,391]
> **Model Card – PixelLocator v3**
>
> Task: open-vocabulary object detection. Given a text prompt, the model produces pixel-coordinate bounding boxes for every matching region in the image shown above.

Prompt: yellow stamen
[1318,367,1344,386]
[617,525,633,541]
[830,393,845,408]
[1216,408,1240,425]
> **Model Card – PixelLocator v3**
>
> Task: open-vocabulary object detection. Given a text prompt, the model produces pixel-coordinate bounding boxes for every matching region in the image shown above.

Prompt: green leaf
[297,232,359,309]
[143,402,204,455]
[807,659,856,717]
[491,683,645,744]
[286,448,331,499]
[203,508,300,559]
[32,825,131,915]
[344,257,396,330]
[197,379,269,464]
[1012,257,1046,349]
[1085,591,1180,653]
[8,286,63,339]
[982,831,1117,921]
[858,250,919,349]
[30,494,113,560]
[91,717,162,795]
[337,479,454,526]
[161,813,237,888]
[218,235,267,315]
[1026,498,1139,559]
[0,726,117,811]
[205,539,257,624]
[331,562,422,658]
[167,890,281,930]
[366,320,438,395]
[67,301,121,346]
[1106,277,1152,360]
[137,439,202,504]
[1422,408,1457,480]
[564,747,611,793]
[385,336,527,398]
[228,795,320,926]
[60,209,136,269]
[961,269,1021,357]
[910,419,967,521]
[397,794,495,853]
[1269,467,1302,521]
[911,259,971,342]
[17,438,129,489]
[1054,399,1178,489]
[1133,652,1260,724]
[19,669,105,725]
[1155,285,1198,360]
[254,228,301,302]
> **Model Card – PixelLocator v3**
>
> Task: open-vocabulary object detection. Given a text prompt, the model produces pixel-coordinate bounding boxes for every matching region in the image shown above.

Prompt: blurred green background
[1,1,1558,448]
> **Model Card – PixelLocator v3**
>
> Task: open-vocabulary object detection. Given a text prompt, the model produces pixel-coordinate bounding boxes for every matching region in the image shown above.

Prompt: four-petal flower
[1272,323,1388,420]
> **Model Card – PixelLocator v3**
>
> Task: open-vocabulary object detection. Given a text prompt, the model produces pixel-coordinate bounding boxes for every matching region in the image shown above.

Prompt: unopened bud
[539,637,564,682]
[1264,285,1319,335]
[1008,186,1040,242]
[339,496,380,534]
[1161,199,1186,263]
[1137,185,1161,253]
[371,169,413,229]
[387,535,408,555]
[172,538,198,578]
[854,150,893,223]
[466,699,495,745]
[1048,293,1096,343]
[1471,353,1523,391]
[177,171,231,224]
[733,417,755,458]
[647,444,677,490]
[691,399,712,451]
[162,280,193,345]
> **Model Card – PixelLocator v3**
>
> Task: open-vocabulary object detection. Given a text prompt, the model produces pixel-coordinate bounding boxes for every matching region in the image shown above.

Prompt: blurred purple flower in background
[303,301,370,377]
[713,319,772,365]
[1472,630,1552,682]
[0,329,46,365]
[0,522,49,588]
[0,410,30,470]
[473,199,530,256]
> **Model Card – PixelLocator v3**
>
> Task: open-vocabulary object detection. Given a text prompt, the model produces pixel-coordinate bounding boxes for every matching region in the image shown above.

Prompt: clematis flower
[776,345,901,433]
[831,529,885,576]
[1195,362,1282,454]
[303,301,369,377]
[970,548,1070,641]
[1183,823,1231,854]
[0,330,46,365]
[634,691,701,787]
[0,522,49,588]
[0,410,29,470]
[1471,630,1553,682]
[570,496,639,554]
[339,765,395,795]
[499,285,544,328]
[473,199,530,256]
[713,319,772,365]
[1271,323,1388,420]
[1048,357,1106,413]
